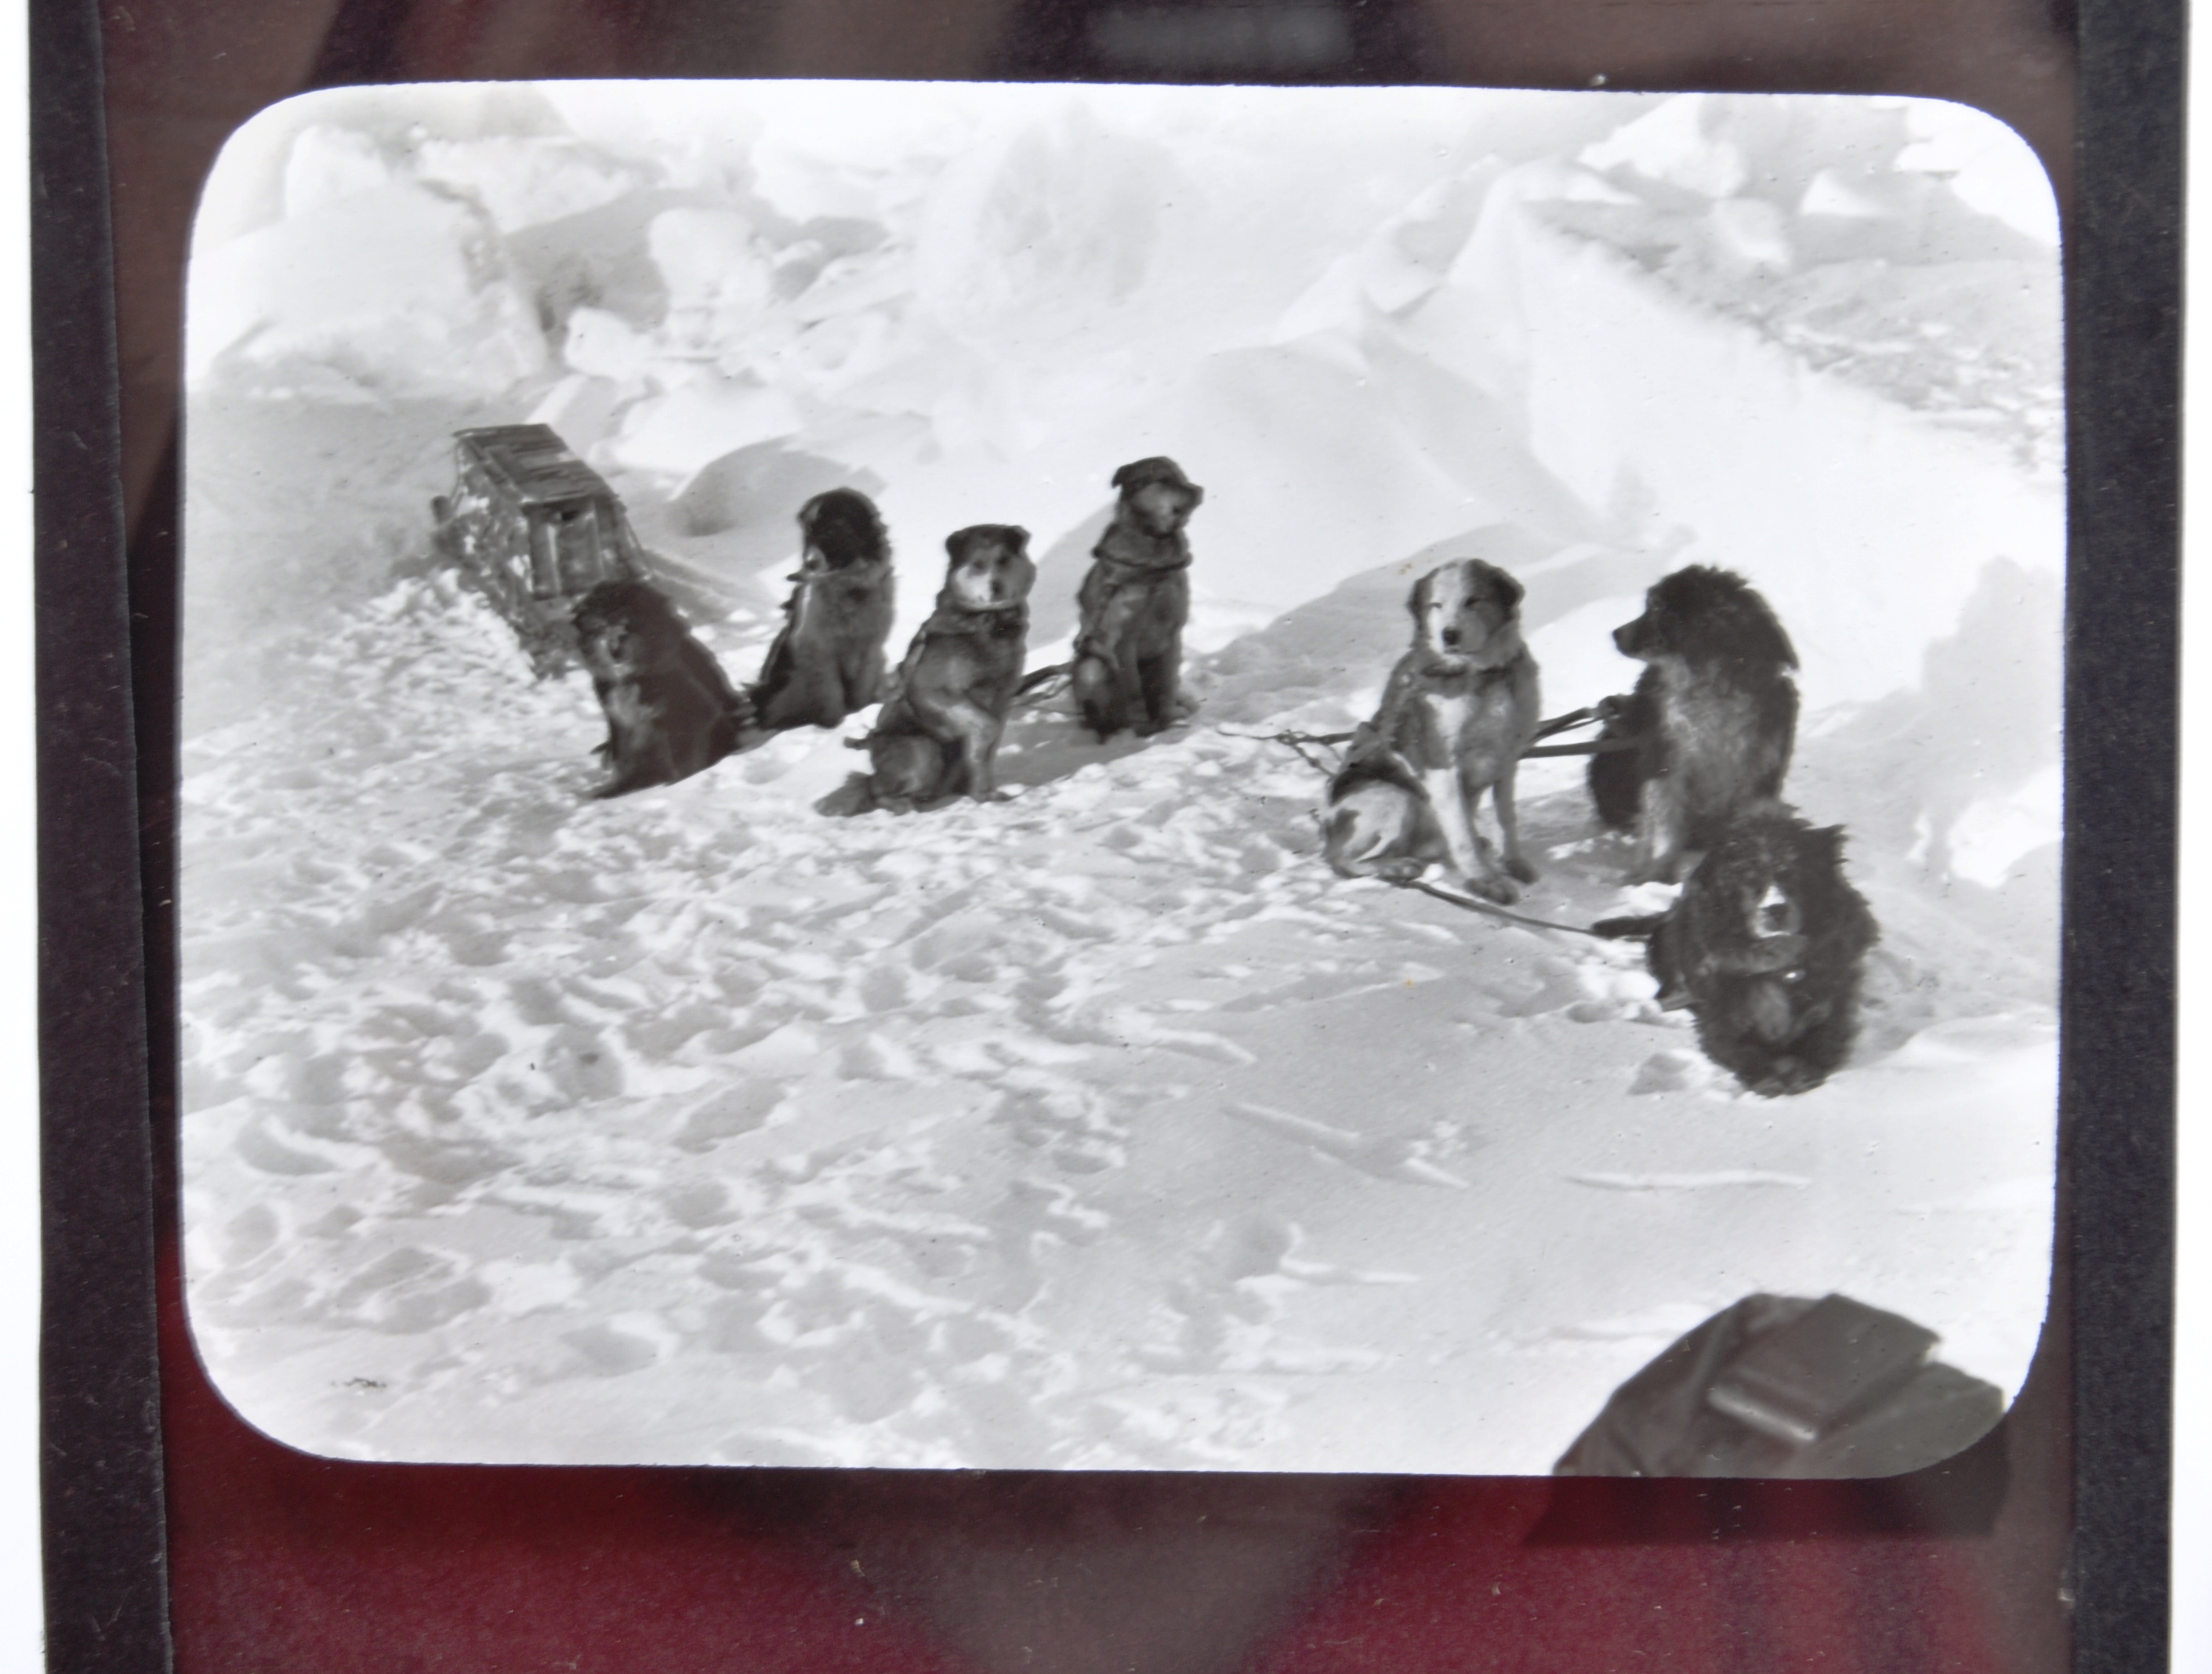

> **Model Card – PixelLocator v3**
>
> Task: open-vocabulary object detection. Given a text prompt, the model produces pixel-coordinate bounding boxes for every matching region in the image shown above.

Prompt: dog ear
[1495,568,1525,611]
[1004,526,1031,553]
[1408,571,1432,621]
[944,530,970,560]
[1110,462,1137,492]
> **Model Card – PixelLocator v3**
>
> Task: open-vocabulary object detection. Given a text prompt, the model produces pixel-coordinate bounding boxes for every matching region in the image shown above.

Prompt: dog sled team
[557,452,1876,1097]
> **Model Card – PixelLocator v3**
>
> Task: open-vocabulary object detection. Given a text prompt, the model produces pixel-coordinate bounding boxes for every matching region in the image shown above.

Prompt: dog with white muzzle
[1323,558,1543,904]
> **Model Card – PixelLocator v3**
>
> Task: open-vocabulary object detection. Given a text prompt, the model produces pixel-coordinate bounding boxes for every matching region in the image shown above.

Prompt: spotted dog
[1323,558,1542,904]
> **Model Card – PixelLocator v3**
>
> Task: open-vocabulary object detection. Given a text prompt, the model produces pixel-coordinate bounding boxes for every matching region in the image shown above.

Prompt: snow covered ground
[179,85,2062,1473]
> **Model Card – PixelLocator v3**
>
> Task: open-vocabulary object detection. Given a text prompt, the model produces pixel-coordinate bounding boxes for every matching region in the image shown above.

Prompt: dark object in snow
[749,488,897,731]
[572,579,750,799]
[430,424,651,675]
[819,527,1035,815]
[1586,683,1659,830]
[1593,565,1800,882]
[1594,803,1878,1096]
[1323,558,1543,904]
[1072,456,1203,741]
[1554,1292,2005,1477]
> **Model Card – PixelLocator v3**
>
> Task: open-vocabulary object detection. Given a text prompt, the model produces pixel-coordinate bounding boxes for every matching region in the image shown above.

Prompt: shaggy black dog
[1589,565,1800,882]
[749,487,897,731]
[1594,805,1879,1096]
[571,579,750,798]
[818,526,1036,815]
[1072,456,1204,741]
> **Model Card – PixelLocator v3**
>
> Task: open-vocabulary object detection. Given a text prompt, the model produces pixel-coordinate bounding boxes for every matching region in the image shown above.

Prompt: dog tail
[1590,913,1666,940]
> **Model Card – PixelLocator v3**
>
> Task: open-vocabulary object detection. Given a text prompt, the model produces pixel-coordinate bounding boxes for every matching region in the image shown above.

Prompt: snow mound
[189,182,547,398]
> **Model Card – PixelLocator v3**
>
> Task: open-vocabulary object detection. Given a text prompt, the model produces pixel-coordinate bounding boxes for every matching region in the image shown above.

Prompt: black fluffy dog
[1072,456,1203,741]
[1595,805,1879,1096]
[571,578,751,798]
[1589,566,1799,882]
[749,487,897,731]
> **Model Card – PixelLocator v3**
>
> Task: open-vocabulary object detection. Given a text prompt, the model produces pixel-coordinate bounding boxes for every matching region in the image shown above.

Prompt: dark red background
[106,2,2086,1667]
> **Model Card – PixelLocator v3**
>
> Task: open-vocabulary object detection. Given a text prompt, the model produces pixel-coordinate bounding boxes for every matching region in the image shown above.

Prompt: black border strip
[32,0,172,1669]
[2068,0,2182,1665]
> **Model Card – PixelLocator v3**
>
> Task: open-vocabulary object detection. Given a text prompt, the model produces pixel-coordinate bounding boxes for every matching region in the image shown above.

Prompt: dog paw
[1373,857,1429,884]
[813,774,877,817]
[1462,873,1522,905]
[1503,853,1539,885]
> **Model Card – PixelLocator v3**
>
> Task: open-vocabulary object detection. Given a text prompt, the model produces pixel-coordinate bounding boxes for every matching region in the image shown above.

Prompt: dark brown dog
[818,526,1036,815]
[1594,803,1879,1096]
[1322,558,1543,903]
[1072,457,1203,741]
[571,578,751,798]
[749,487,896,730]
[1591,565,1800,883]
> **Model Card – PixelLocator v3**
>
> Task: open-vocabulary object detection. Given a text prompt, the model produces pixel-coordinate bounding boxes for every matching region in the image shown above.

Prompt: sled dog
[1072,456,1203,741]
[1323,558,1543,904]
[750,487,896,731]
[1594,803,1877,1096]
[1590,565,1799,883]
[818,526,1036,814]
[572,578,749,798]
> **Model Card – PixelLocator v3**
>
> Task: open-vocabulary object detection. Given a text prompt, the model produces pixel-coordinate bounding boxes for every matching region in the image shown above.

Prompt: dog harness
[1088,522,1193,577]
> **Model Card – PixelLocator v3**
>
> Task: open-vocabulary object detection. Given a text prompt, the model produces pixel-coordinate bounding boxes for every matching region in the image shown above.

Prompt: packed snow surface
[181,85,2060,1471]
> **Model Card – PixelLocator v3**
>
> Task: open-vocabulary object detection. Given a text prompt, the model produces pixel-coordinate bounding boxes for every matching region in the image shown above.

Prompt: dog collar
[1422,654,1521,683]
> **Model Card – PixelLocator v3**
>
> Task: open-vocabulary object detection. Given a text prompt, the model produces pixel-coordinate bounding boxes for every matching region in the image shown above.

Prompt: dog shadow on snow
[985,708,1184,792]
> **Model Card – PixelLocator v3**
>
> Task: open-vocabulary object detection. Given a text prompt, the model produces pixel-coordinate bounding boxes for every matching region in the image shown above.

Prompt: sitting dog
[1072,457,1203,741]
[1591,565,1800,883]
[818,526,1036,815]
[1594,803,1879,1096]
[1322,557,1543,904]
[749,487,896,731]
[571,578,751,799]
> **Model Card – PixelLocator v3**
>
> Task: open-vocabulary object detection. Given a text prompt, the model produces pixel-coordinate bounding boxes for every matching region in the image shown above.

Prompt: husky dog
[572,579,749,797]
[1322,559,1543,904]
[1071,457,1204,741]
[818,526,1037,815]
[750,487,896,731]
